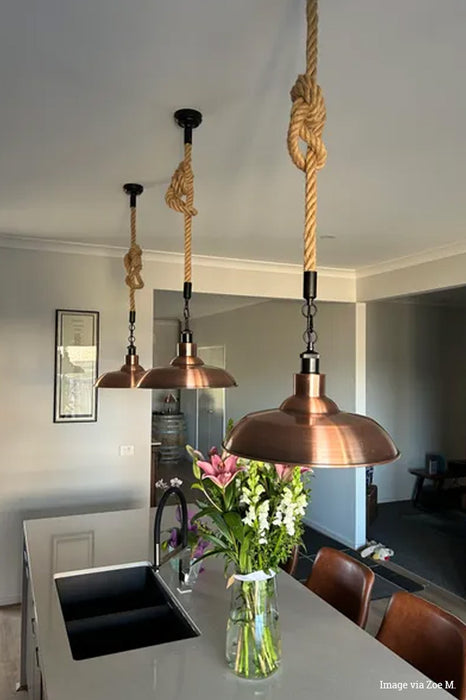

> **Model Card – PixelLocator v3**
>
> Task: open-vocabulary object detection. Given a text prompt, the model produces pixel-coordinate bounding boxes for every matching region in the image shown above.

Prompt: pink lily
[197,453,244,489]
[275,463,314,482]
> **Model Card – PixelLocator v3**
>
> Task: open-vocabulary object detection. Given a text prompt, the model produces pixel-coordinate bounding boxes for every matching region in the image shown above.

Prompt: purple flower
[175,505,198,533]
[167,528,179,549]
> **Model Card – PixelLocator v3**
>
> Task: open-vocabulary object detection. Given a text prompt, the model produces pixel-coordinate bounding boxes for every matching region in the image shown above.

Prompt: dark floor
[296,524,424,601]
[367,500,466,598]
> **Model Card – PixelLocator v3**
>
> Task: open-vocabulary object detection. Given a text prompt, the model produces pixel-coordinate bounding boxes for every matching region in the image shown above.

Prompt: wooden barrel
[152,413,186,463]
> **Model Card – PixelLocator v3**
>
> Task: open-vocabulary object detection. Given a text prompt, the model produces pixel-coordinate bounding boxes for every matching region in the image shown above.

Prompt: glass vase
[226,573,281,679]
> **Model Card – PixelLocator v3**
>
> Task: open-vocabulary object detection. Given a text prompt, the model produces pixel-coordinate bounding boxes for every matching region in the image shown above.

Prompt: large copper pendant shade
[95,183,146,389]
[225,370,399,468]
[225,0,399,468]
[137,109,237,390]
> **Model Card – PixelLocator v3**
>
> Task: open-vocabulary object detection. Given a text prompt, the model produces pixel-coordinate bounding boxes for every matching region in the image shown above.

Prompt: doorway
[196,346,226,455]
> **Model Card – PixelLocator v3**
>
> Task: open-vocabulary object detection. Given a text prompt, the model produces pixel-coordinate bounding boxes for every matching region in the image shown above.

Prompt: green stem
[235,624,243,674]
[243,623,249,677]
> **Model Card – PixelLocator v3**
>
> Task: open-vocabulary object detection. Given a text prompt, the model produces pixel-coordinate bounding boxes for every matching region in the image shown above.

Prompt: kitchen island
[21,508,452,699]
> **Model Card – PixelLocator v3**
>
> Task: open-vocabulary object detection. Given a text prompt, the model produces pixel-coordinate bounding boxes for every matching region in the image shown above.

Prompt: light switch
[119,445,135,457]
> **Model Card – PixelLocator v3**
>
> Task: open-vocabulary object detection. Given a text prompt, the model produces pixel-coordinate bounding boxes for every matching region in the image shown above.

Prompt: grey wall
[441,307,466,458]
[366,301,466,502]
[0,247,153,603]
[192,299,362,547]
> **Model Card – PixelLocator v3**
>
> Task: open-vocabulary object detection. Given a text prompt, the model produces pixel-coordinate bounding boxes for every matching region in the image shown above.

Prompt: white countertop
[24,508,451,700]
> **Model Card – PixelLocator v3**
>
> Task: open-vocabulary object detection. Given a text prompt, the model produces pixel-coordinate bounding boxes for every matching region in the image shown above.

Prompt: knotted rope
[287,0,327,271]
[165,142,198,283]
[124,205,144,312]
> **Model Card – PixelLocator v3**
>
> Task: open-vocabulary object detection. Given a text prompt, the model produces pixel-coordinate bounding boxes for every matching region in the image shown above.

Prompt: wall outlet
[119,445,135,457]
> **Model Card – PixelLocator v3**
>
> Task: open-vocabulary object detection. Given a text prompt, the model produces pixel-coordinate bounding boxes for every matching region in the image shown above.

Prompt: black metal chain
[128,318,136,349]
[302,299,318,352]
[183,298,191,333]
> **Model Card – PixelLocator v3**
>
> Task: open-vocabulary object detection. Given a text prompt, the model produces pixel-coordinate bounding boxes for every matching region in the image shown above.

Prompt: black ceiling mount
[123,183,144,196]
[123,183,144,207]
[174,108,203,144]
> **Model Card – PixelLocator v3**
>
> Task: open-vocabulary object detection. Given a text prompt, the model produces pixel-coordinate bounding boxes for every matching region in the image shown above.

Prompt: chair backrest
[376,592,466,700]
[281,545,299,576]
[305,546,375,628]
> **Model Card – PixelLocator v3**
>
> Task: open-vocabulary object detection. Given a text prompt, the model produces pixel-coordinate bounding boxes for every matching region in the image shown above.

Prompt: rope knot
[165,158,198,218]
[124,243,144,292]
[287,74,327,172]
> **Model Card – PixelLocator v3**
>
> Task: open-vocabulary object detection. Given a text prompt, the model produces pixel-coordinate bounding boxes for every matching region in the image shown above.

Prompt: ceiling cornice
[1,233,465,303]
[0,233,355,279]
[356,240,466,278]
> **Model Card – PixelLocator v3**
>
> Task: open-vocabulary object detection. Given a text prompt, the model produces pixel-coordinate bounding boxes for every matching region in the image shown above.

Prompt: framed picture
[425,453,446,476]
[54,310,99,423]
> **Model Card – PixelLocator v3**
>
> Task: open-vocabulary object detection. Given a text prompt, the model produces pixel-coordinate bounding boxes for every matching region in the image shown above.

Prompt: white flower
[271,485,308,537]
[242,506,256,527]
[170,477,183,488]
[155,479,168,489]
[240,486,252,505]
[257,500,270,538]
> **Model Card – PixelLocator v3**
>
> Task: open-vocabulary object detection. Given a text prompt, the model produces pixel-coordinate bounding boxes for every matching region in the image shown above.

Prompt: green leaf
[208,511,236,546]
[193,461,201,479]
[239,532,253,572]
[186,444,200,460]
[191,506,216,522]
[224,511,244,543]
[201,531,231,551]
[191,483,205,492]
[191,547,228,566]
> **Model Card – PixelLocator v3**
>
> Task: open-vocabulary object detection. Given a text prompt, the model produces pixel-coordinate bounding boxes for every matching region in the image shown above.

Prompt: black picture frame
[425,453,446,476]
[53,310,100,423]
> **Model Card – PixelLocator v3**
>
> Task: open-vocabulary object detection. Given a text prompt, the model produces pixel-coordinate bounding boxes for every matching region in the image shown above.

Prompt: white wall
[192,299,365,549]
[0,247,153,604]
[366,301,466,503]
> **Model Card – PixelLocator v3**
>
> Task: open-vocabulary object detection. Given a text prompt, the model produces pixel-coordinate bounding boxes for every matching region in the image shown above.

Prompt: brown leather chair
[304,546,375,628]
[281,545,299,576]
[376,592,466,700]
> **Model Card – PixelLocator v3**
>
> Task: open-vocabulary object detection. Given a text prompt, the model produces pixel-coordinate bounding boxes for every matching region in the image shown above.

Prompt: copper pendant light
[137,109,237,390]
[95,183,146,389]
[225,0,399,467]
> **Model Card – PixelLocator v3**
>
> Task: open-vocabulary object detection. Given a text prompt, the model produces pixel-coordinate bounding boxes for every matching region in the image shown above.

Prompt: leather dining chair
[304,546,375,628]
[376,592,466,700]
[281,545,299,576]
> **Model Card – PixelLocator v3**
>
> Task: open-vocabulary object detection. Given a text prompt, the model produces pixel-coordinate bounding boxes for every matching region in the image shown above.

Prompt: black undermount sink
[55,564,199,660]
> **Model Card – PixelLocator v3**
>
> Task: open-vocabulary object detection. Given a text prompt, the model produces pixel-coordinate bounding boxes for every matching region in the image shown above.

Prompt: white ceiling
[2,1,466,268]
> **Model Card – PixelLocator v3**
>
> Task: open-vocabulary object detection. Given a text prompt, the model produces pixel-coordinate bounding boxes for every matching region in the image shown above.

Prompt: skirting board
[303,516,357,550]
[0,594,21,607]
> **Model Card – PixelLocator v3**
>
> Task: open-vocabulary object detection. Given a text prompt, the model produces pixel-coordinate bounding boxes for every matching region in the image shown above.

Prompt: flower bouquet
[188,443,311,679]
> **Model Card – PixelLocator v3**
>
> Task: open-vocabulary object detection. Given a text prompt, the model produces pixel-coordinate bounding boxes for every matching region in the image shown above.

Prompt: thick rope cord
[287,0,327,271]
[124,205,144,312]
[165,142,197,283]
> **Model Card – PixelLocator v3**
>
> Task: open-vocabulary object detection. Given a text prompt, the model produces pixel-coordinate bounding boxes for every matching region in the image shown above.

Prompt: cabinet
[19,542,45,700]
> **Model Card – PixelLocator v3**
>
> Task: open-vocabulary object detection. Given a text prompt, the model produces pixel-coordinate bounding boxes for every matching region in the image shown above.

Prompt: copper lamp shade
[224,372,399,467]
[95,354,146,389]
[137,338,236,390]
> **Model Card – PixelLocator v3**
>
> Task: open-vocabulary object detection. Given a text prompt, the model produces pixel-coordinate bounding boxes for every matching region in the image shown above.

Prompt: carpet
[368,501,466,598]
[297,524,424,601]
